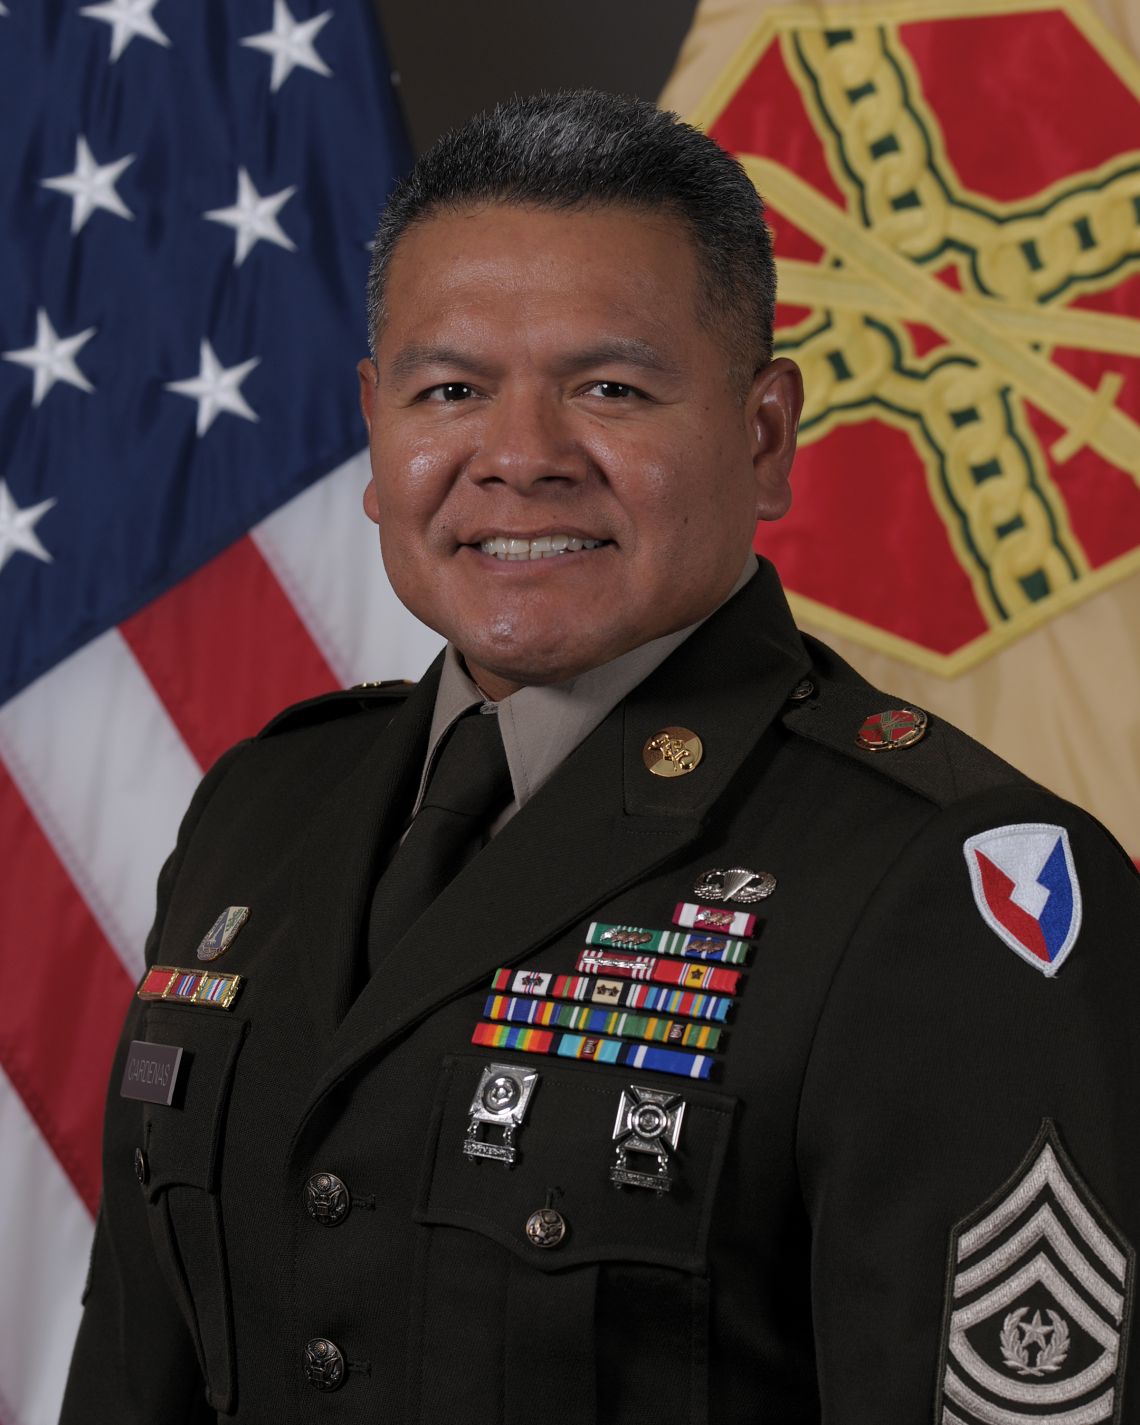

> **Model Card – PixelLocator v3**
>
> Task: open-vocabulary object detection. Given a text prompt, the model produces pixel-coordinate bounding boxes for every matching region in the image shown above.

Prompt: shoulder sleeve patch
[963,824,1082,977]
[935,1120,1135,1424]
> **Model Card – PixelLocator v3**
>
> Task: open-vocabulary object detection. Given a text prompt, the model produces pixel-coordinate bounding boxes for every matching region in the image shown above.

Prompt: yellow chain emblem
[696,2,1140,670]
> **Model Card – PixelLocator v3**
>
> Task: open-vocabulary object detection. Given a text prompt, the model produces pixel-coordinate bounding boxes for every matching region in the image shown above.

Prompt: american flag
[0,5,440,1420]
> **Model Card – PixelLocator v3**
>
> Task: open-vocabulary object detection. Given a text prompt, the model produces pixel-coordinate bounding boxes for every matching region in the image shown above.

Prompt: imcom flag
[661,0,1140,858]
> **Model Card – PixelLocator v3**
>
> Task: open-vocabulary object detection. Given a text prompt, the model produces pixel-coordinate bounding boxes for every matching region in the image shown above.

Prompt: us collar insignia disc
[491,968,733,1023]
[462,1062,539,1167]
[642,727,703,778]
[586,920,750,965]
[963,823,1082,976]
[196,906,250,961]
[673,902,757,937]
[856,707,928,751]
[137,966,243,1010]
[693,868,776,904]
[936,1120,1133,1425]
[610,1085,686,1192]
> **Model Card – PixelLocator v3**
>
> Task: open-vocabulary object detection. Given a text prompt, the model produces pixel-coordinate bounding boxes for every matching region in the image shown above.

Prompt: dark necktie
[366,707,513,974]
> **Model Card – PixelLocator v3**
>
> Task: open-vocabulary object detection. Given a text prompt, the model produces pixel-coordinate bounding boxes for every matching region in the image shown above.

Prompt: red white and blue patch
[963,824,1082,977]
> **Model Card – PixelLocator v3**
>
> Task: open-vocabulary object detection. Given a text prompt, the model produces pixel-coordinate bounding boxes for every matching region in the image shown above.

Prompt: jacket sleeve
[795,783,1140,1423]
[59,742,250,1425]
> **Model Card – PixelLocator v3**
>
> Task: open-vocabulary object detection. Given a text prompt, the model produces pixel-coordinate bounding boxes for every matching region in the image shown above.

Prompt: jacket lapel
[285,657,442,1039]
[298,561,812,1119]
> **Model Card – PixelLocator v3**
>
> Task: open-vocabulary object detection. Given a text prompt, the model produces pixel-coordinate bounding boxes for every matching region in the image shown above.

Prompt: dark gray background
[373,0,699,154]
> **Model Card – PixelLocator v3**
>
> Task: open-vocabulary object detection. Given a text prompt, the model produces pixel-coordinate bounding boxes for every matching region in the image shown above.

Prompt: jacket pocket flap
[414,1053,735,1274]
[141,1007,248,1195]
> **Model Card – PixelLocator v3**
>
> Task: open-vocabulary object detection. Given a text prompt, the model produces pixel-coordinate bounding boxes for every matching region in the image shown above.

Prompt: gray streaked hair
[366,90,776,383]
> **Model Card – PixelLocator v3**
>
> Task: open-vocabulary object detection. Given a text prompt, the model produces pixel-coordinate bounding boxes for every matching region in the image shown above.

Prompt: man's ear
[357,357,378,435]
[745,356,803,521]
[357,358,381,525]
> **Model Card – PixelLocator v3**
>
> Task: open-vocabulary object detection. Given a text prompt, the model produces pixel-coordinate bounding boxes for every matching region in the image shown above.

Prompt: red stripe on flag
[0,765,134,1213]
[121,535,339,769]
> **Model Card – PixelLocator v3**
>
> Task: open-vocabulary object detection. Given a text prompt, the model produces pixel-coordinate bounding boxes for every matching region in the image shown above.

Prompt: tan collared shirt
[411,555,759,835]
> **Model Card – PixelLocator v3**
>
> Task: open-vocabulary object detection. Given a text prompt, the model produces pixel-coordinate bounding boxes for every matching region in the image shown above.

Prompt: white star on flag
[3,309,97,408]
[241,0,333,93]
[41,136,135,235]
[165,339,261,436]
[203,168,297,266]
[0,480,57,575]
[80,0,171,63]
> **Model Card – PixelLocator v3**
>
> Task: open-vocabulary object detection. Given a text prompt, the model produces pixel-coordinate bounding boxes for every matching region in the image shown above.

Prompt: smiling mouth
[478,535,611,561]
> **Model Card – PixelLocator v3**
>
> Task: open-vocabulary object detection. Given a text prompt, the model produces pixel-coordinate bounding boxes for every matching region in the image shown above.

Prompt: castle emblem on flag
[963,823,1082,976]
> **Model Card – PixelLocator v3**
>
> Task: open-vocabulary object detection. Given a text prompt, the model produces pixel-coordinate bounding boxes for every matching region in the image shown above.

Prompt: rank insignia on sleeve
[935,1120,1134,1425]
[963,824,1082,977]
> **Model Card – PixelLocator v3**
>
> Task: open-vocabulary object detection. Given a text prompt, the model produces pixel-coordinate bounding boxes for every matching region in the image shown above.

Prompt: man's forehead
[385,198,699,285]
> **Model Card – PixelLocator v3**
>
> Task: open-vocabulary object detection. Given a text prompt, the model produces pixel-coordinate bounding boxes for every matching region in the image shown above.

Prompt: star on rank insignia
[936,1120,1134,1424]
[196,905,250,961]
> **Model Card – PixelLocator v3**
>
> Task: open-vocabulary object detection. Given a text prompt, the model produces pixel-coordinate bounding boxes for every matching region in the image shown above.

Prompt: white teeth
[478,535,605,560]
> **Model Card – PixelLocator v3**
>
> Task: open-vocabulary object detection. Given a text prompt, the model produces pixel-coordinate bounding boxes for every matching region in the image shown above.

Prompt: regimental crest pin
[963,824,1082,977]
[935,1120,1134,1425]
[196,906,250,962]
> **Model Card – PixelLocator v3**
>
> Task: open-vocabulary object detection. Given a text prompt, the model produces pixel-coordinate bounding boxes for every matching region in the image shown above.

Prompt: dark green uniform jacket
[61,561,1140,1425]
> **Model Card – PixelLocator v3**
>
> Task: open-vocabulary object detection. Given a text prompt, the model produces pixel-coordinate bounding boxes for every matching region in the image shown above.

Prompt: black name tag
[120,1040,183,1105]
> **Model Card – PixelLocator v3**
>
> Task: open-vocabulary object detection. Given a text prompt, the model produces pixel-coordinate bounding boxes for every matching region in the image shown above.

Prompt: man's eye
[423,382,474,402]
[586,381,637,399]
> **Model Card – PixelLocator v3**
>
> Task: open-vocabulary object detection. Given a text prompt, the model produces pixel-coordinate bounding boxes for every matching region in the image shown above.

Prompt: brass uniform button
[643,727,703,778]
[525,1207,568,1249]
[303,1337,345,1391]
[134,1148,148,1186]
[304,1172,350,1226]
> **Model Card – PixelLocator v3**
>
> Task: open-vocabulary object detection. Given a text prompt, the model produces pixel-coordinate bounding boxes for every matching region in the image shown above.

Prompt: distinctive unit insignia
[462,1062,539,1167]
[610,1085,686,1193]
[963,823,1082,977]
[196,905,249,961]
[856,707,929,751]
[935,1120,1134,1425]
[692,867,776,904]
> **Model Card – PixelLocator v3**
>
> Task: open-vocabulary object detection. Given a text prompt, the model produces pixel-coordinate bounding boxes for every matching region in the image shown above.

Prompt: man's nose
[465,390,586,491]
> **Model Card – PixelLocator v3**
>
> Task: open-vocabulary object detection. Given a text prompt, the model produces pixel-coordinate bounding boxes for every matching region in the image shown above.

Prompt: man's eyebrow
[384,344,487,385]
[557,338,680,377]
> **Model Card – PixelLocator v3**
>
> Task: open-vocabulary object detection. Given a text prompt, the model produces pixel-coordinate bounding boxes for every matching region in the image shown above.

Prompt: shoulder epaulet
[256,680,416,739]
[779,637,1030,809]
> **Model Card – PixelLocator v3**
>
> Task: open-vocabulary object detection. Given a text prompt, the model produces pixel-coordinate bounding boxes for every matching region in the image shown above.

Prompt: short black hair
[366,90,776,382]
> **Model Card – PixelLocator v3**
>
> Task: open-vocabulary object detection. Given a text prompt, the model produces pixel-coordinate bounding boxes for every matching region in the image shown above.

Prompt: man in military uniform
[62,92,1140,1424]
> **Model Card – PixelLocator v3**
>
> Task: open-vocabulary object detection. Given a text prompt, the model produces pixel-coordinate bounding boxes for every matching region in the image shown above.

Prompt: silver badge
[693,868,775,904]
[610,1085,685,1193]
[463,1062,539,1167]
[936,1120,1134,1424]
